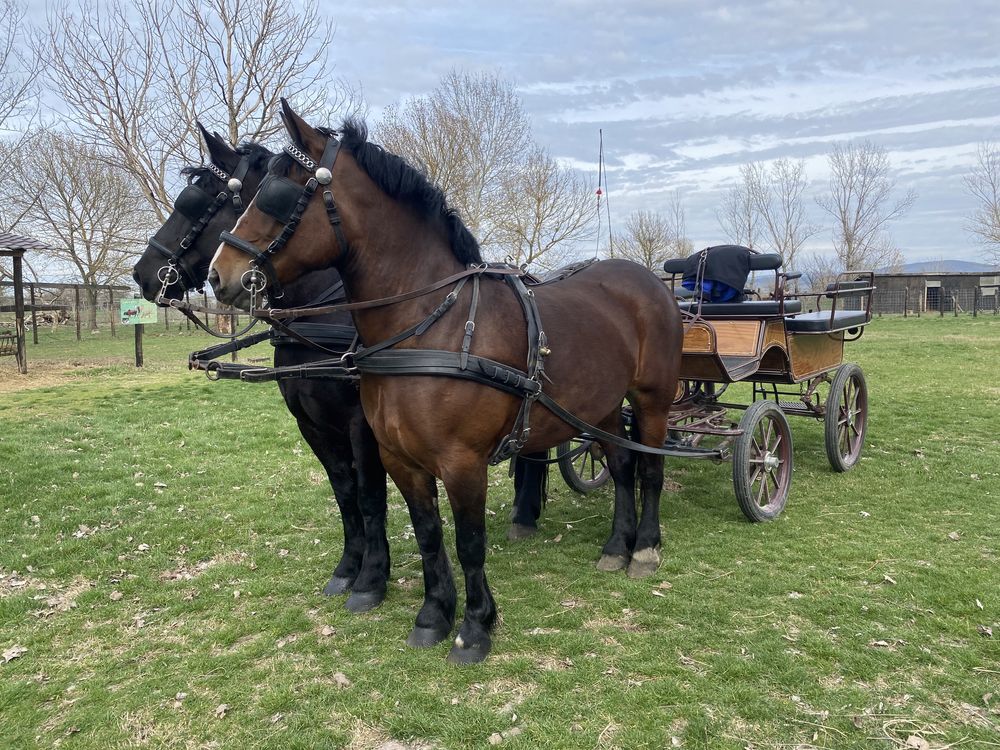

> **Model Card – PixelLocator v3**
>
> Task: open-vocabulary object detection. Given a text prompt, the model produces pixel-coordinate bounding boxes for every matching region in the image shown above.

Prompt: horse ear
[197,121,238,171]
[280,97,326,156]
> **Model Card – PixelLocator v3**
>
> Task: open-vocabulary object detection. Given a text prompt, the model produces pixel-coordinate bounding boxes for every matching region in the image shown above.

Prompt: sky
[323,0,1000,265]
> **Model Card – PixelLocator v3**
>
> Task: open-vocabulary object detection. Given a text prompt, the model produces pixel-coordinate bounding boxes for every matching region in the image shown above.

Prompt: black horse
[132,127,549,612]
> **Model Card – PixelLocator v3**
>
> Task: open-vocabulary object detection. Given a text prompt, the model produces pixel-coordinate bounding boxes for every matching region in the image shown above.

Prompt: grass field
[1,317,998,749]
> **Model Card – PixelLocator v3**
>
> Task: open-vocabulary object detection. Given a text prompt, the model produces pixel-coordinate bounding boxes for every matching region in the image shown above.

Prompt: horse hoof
[344,589,384,613]
[596,554,628,572]
[626,547,661,579]
[406,624,451,649]
[446,634,491,665]
[322,576,353,596]
[506,523,537,541]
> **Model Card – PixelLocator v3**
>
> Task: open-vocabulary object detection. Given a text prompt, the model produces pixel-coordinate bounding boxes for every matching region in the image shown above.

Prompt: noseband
[150,157,251,295]
[219,137,349,302]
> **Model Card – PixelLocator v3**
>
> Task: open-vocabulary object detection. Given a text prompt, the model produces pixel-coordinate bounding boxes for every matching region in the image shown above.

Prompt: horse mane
[333,119,483,265]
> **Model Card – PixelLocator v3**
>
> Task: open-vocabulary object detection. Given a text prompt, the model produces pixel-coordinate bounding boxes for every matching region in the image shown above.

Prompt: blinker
[174,184,216,222]
[256,174,304,225]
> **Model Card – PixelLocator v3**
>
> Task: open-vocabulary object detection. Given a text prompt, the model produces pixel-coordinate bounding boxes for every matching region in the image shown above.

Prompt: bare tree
[0,0,39,133]
[0,0,42,281]
[4,130,155,328]
[374,70,532,255]
[965,141,1000,266]
[38,0,350,221]
[495,147,594,269]
[611,206,689,272]
[817,141,916,271]
[744,159,816,269]
[717,179,760,249]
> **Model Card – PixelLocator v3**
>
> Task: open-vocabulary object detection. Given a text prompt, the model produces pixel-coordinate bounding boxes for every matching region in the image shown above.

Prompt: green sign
[119,298,158,325]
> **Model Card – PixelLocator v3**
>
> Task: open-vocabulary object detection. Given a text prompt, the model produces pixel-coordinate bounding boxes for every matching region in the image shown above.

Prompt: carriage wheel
[824,363,868,472]
[557,438,611,494]
[733,400,793,522]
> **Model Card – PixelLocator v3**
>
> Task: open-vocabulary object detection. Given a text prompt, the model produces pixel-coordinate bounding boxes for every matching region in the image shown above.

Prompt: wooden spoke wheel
[733,400,793,522]
[824,363,868,472]
[557,438,611,494]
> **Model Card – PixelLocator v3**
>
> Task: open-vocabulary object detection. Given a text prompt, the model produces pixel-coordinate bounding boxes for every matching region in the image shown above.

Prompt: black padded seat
[678,299,802,317]
[784,309,869,333]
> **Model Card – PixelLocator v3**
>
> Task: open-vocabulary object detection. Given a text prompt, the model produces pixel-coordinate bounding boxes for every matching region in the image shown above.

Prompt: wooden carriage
[558,248,874,522]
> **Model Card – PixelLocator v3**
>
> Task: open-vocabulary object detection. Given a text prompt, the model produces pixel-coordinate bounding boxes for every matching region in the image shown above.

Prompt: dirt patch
[0,359,118,393]
[159,551,248,582]
[0,568,46,598]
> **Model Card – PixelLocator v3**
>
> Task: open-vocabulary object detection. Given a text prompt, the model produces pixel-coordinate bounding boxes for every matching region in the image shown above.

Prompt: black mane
[335,119,483,265]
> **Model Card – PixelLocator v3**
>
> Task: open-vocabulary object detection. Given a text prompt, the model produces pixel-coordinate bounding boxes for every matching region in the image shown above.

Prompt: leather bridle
[150,156,251,299]
[219,137,348,302]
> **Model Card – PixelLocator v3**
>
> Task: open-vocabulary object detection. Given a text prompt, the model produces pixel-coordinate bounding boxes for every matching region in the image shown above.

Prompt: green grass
[1,317,998,749]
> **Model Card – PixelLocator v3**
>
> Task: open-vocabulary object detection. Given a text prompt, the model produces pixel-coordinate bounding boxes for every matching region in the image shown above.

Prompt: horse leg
[627,451,664,578]
[344,416,390,613]
[441,460,496,664]
[507,452,548,541]
[626,390,671,579]
[296,423,366,597]
[596,440,638,572]
[380,449,457,649]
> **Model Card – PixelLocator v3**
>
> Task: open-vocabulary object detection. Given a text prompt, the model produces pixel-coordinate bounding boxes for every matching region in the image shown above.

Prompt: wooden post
[29,283,38,344]
[230,307,237,362]
[973,288,979,318]
[903,287,908,318]
[74,285,82,340]
[134,323,144,367]
[109,289,117,338]
[202,291,210,327]
[12,253,27,374]
[185,291,191,331]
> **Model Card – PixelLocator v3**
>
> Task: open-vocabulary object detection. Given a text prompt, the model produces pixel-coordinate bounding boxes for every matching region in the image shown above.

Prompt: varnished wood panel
[788,333,845,381]
[683,321,761,357]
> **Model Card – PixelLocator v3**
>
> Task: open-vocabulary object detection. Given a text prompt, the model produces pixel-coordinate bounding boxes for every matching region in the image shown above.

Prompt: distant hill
[882,260,999,273]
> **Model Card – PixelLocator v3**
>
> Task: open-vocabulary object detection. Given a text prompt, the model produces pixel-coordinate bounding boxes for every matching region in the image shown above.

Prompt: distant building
[873,270,1000,314]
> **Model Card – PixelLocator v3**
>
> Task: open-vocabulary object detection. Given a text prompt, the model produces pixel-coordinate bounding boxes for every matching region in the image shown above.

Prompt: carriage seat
[785,280,871,332]
[676,298,802,317]
[784,309,868,332]
[666,248,796,316]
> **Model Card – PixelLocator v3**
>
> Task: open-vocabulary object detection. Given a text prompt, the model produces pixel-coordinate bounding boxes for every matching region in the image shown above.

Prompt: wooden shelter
[0,231,51,374]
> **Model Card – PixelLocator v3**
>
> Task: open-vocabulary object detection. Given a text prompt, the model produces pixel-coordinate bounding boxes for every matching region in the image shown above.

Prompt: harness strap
[219,230,285,300]
[353,277,470,362]
[460,275,480,370]
[258,265,525,319]
[354,348,684,461]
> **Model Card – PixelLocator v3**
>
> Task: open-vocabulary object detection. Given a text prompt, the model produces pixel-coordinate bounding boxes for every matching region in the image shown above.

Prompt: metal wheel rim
[835,373,867,463]
[746,413,792,512]
[568,440,609,487]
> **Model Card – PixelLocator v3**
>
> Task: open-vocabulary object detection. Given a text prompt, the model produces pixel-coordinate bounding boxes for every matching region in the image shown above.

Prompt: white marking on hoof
[631,547,661,565]
[454,635,465,648]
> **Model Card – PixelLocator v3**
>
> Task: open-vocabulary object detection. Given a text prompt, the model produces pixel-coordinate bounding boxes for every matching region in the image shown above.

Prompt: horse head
[132,124,271,302]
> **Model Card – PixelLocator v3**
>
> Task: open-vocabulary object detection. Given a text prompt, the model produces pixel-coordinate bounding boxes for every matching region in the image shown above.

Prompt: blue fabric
[682,278,742,302]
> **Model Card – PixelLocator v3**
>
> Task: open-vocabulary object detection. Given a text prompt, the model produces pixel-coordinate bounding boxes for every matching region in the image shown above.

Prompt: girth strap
[354,348,682,460]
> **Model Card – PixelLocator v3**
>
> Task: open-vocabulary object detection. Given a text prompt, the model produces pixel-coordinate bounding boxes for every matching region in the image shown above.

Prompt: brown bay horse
[209,100,682,663]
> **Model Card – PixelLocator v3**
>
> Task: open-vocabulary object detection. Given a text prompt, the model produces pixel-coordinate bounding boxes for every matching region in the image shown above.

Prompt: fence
[0,283,250,341]
[869,287,1000,317]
